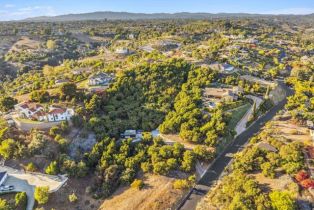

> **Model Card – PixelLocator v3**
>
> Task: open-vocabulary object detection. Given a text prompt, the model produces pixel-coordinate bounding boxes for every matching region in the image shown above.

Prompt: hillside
[20,11,314,22]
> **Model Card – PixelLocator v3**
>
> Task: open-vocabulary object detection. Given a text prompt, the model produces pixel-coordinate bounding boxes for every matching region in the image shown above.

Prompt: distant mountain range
[21,11,314,22]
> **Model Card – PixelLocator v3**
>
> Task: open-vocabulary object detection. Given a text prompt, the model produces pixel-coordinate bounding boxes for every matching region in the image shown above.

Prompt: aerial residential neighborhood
[0,1,313,210]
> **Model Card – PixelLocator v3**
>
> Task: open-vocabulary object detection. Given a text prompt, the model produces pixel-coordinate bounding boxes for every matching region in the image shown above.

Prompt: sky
[0,0,314,21]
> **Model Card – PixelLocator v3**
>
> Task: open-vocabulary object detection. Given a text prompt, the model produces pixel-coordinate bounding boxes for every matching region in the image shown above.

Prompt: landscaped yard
[16,118,42,124]
[227,103,251,131]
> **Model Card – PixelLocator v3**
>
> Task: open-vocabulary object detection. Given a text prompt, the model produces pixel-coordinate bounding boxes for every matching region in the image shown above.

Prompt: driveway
[0,165,68,210]
[4,175,35,210]
[235,95,263,135]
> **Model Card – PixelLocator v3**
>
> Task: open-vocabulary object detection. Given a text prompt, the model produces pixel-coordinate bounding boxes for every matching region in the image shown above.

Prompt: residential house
[14,102,44,119]
[47,106,75,122]
[88,72,114,86]
[203,87,238,103]
[209,62,236,74]
[14,102,75,122]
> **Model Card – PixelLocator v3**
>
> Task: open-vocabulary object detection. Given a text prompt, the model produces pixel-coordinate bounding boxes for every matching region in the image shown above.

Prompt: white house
[14,102,75,122]
[14,102,44,119]
[89,73,114,86]
[209,62,236,74]
[47,106,75,122]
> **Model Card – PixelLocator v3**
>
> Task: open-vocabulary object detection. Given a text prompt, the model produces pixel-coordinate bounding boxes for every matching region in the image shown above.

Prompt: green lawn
[16,118,42,124]
[227,103,251,130]
[216,103,251,153]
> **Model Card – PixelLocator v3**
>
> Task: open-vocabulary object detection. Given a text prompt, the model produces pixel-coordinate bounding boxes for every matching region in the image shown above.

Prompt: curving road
[177,81,293,210]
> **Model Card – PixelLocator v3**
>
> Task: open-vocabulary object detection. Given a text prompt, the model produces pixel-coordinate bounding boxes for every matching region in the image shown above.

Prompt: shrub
[173,179,190,190]
[140,162,152,173]
[15,192,27,207]
[68,193,78,203]
[25,162,37,172]
[34,186,49,204]
[131,179,144,190]
[45,161,59,175]
[0,198,11,209]
[269,191,295,210]
[261,162,275,178]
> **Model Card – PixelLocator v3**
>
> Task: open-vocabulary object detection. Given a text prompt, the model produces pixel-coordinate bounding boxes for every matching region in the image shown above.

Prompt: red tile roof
[48,108,66,115]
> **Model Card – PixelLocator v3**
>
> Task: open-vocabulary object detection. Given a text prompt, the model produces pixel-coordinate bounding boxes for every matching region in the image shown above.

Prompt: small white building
[47,106,75,122]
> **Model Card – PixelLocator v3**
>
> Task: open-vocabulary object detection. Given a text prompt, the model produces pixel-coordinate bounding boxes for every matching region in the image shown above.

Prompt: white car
[0,185,14,192]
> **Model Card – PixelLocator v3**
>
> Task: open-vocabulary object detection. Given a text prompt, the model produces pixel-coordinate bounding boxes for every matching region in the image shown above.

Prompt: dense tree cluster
[160,66,227,145]
[86,133,197,198]
[88,59,191,138]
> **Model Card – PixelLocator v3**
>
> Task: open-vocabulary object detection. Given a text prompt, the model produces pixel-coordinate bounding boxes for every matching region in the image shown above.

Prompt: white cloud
[0,5,57,20]
[4,4,15,8]
[263,8,314,15]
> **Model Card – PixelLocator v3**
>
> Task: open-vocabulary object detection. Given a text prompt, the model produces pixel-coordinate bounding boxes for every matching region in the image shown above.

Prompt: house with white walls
[14,102,44,119]
[14,102,75,122]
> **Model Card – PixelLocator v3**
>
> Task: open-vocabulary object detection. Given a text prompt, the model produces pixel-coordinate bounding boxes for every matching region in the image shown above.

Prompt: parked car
[0,185,14,192]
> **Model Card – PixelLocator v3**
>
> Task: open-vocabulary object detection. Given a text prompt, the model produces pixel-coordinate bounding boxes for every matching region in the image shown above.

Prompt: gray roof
[257,142,278,152]
[0,171,7,181]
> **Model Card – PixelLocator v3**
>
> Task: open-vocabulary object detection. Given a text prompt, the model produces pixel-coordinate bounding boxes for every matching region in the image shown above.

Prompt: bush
[15,192,27,207]
[131,179,144,190]
[0,138,20,159]
[34,186,49,204]
[261,162,275,178]
[0,198,11,209]
[68,193,78,203]
[0,96,17,112]
[173,179,190,190]
[140,162,152,173]
[269,191,295,210]
[25,162,37,172]
[45,161,59,175]
[193,146,214,161]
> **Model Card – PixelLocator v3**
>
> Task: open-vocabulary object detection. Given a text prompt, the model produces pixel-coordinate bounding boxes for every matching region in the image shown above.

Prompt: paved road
[178,81,293,210]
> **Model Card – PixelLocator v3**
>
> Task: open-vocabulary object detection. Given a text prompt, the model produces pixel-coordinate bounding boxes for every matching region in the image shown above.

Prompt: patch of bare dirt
[100,174,185,210]
[40,175,102,210]
[10,36,42,52]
